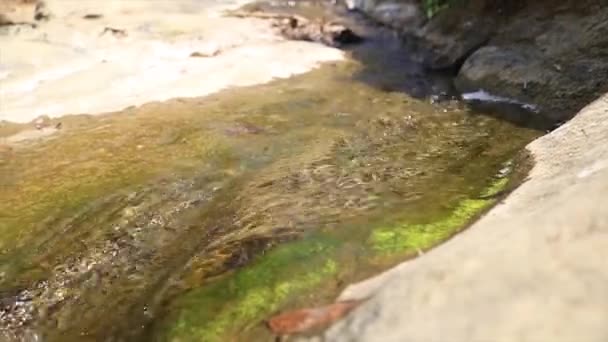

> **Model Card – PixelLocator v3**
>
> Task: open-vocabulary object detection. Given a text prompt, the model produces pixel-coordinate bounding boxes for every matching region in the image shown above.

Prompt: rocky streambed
[0,1,556,341]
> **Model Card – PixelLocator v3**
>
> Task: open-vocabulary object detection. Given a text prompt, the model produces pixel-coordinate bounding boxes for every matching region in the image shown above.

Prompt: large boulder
[408,10,495,70]
[455,8,608,123]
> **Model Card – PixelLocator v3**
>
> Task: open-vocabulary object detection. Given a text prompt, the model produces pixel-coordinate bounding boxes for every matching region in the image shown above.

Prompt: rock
[455,45,556,103]
[228,11,362,47]
[190,51,219,58]
[410,10,494,70]
[344,0,363,11]
[366,2,424,30]
[0,0,47,26]
[275,17,363,47]
[319,22,363,46]
[455,7,608,123]
[345,0,424,30]
[348,0,493,69]
[101,27,128,38]
[32,115,51,130]
[82,13,102,20]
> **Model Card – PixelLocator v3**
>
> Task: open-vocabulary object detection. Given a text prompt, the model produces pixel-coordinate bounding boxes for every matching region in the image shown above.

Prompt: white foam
[462,90,539,112]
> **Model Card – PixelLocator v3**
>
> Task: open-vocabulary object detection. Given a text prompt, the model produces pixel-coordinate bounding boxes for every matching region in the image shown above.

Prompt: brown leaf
[267,300,363,335]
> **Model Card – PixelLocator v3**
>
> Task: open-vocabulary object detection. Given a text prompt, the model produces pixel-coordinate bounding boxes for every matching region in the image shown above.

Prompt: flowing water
[0,3,542,341]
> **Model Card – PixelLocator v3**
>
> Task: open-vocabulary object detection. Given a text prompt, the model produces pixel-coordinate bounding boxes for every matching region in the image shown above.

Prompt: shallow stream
[0,3,542,341]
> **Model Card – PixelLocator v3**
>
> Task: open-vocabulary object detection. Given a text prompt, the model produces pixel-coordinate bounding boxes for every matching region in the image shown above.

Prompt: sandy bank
[318,93,608,341]
[0,0,343,123]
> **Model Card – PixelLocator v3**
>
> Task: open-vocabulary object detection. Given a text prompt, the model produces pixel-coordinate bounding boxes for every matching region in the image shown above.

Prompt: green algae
[370,198,489,254]
[480,174,509,198]
[370,171,511,255]
[162,237,340,342]
[158,168,516,342]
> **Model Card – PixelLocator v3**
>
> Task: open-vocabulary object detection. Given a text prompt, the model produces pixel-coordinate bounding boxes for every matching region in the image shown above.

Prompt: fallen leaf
[267,299,363,335]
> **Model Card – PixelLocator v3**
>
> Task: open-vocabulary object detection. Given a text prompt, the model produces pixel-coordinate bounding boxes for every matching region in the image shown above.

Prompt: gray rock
[344,0,365,11]
[345,0,425,31]
[455,8,608,123]
[413,12,493,70]
[455,45,558,115]
[367,2,424,30]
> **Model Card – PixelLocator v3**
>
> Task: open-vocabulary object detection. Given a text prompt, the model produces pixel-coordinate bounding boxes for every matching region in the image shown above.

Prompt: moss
[370,198,487,253]
[162,169,514,341]
[163,237,339,342]
[370,173,510,254]
[423,0,451,18]
[480,176,508,198]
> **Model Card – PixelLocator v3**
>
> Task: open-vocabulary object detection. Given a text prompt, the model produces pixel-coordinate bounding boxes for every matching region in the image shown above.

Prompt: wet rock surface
[409,11,494,70]
[345,0,424,30]
[455,6,608,123]
[350,0,608,124]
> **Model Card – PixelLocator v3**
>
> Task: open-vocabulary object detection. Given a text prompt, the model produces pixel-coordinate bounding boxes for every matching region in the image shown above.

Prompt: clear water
[0,5,542,341]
